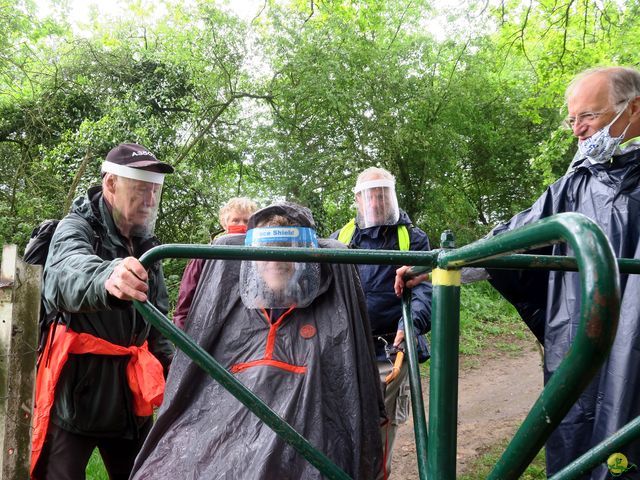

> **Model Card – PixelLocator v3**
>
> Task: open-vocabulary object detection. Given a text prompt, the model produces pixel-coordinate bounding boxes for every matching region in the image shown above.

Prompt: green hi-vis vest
[337,219,410,251]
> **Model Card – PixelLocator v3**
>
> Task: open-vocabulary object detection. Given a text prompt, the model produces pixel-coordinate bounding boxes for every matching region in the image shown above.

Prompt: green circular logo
[607,453,628,475]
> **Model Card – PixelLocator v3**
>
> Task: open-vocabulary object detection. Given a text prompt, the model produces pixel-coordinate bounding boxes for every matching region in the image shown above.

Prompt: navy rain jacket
[332,210,433,362]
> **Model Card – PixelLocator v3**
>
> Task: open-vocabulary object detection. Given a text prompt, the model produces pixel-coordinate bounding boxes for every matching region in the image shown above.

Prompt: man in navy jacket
[333,167,432,479]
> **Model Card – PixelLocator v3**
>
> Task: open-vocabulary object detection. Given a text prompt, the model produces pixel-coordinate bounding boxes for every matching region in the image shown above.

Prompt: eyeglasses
[564,110,607,129]
[563,100,629,129]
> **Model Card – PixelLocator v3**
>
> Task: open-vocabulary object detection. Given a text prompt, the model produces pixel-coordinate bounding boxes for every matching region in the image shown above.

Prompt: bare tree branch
[64,151,94,214]
[303,0,315,25]
[557,0,575,68]
[174,92,274,167]
[386,1,414,52]
[251,0,268,24]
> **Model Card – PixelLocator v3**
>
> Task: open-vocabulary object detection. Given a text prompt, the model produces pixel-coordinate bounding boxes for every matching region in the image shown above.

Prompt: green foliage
[249,1,569,241]
[531,127,577,185]
[164,258,188,315]
[0,1,261,248]
[4,0,637,249]
[459,281,529,355]
[1,0,638,309]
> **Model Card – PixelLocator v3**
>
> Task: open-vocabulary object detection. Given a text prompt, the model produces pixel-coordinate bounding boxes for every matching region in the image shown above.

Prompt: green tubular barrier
[136,245,438,480]
[401,289,429,480]
[550,415,640,480]
[428,274,461,479]
[427,231,462,480]
[404,256,640,281]
[469,254,640,274]
[134,211,623,479]
[140,244,438,267]
[435,213,620,480]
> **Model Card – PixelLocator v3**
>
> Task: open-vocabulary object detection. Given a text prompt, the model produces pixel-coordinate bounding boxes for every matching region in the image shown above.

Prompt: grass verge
[421,280,535,376]
[86,450,108,480]
[459,440,546,479]
[458,280,530,355]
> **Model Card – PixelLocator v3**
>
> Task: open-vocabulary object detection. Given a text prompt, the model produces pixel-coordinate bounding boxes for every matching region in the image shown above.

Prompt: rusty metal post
[0,245,40,479]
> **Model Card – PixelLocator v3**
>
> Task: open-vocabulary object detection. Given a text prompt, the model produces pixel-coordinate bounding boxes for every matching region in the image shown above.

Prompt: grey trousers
[377,358,410,480]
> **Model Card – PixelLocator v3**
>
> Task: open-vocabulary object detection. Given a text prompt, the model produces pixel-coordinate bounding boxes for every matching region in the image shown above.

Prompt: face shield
[354,178,400,228]
[101,161,165,238]
[239,226,320,309]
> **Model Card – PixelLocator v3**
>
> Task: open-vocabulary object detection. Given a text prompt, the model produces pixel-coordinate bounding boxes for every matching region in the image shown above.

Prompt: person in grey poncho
[396,66,640,479]
[485,67,640,479]
[131,202,384,479]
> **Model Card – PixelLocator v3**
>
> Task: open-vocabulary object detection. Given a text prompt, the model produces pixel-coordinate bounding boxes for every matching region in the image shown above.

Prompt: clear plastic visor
[240,227,320,309]
[354,179,400,228]
[110,176,163,238]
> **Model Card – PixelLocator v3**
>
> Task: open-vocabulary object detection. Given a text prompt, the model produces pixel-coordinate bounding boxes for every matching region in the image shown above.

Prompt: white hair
[356,167,395,186]
[565,66,640,108]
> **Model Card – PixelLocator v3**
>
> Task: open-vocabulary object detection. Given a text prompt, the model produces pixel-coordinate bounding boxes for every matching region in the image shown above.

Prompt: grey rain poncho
[487,150,640,478]
[131,204,384,479]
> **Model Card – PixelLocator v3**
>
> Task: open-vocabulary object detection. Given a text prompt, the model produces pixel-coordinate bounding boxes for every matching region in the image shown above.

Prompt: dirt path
[391,337,543,478]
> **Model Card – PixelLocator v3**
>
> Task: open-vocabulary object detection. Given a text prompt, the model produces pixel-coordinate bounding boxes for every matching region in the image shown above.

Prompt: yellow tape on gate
[431,268,461,286]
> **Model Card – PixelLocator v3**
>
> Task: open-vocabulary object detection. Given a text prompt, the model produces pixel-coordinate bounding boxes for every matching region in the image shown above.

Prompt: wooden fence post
[0,245,40,479]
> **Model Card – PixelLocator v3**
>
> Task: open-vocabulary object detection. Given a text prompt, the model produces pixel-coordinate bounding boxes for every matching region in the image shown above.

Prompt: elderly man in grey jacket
[32,143,174,480]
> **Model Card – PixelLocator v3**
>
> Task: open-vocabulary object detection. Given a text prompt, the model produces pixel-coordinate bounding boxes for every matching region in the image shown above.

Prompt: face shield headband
[101,161,165,238]
[101,161,166,185]
[354,178,400,228]
[240,227,321,309]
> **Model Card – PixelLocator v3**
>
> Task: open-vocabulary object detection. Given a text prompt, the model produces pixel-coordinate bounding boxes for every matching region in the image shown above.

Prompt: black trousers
[33,420,152,480]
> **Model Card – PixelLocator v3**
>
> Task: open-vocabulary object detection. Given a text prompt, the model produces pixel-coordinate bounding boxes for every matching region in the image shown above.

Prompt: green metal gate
[134,212,640,479]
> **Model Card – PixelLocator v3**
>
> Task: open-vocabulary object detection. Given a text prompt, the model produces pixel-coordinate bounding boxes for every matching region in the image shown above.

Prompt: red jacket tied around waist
[30,325,165,477]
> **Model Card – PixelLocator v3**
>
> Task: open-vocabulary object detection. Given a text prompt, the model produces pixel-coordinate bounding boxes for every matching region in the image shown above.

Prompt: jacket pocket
[57,355,130,435]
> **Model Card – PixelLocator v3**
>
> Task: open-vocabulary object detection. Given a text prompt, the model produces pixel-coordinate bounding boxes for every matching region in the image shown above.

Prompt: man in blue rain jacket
[332,167,432,480]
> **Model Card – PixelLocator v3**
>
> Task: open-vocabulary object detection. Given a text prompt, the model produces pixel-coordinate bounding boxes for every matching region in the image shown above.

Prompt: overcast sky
[34,0,265,28]
[33,0,477,41]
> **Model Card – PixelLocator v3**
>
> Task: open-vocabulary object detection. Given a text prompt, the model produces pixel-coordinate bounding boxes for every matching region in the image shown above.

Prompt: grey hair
[565,66,640,109]
[356,167,395,186]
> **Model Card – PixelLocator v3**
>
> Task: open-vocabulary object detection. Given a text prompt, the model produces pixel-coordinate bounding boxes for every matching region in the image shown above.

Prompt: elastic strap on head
[101,161,165,185]
[354,178,395,194]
